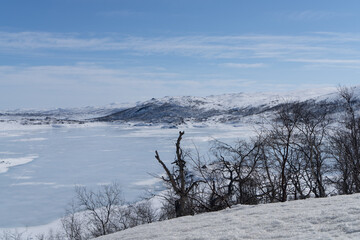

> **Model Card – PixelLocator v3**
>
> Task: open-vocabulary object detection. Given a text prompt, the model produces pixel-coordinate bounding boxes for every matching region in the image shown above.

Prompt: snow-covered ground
[0,155,38,174]
[96,193,360,240]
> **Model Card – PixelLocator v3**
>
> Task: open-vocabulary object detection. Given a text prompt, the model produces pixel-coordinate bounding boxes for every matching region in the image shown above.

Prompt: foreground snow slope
[97,194,360,240]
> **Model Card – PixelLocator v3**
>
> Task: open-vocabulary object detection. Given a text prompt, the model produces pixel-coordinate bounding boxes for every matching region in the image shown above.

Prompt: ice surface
[0,123,255,228]
[97,194,360,240]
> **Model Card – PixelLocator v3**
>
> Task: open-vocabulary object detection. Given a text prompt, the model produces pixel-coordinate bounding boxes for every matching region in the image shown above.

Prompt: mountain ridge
[1,86,359,126]
[95,87,353,125]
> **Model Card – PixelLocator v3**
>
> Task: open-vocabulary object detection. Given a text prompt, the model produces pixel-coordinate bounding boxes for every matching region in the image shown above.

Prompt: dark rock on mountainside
[95,102,207,124]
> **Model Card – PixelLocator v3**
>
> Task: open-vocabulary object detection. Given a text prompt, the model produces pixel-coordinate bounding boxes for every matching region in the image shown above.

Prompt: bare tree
[0,230,29,240]
[211,138,263,205]
[125,201,158,227]
[61,201,85,240]
[34,230,63,240]
[74,183,124,238]
[155,131,201,217]
[261,103,302,202]
[294,103,331,198]
[329,131,354,194]
[329,86,360,194]
[192,160,232,211]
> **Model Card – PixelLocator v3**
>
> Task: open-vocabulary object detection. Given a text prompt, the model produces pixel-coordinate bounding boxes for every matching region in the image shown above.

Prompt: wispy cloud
[221,63,266,68]
[0,64,255,91]
[286,58,360,64]
[11,182,56,186]
[1,31,360,70]
[97,10,143,17]
[0,64,179,85]
[0,63,263,108]
[0,31,359,58]
[288,10,351,21]
[0,32,103,51]
[286,58,360,69]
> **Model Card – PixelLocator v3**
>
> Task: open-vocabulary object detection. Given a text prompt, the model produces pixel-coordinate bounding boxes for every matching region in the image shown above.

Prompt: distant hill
[2,86,360,126]
[95,87,359,125]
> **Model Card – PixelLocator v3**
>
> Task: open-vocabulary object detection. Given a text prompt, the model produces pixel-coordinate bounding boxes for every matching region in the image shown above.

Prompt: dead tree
[61,201,85,240]
[294,103,330,198]
[211,138,263,205]
[190,151,232,212]
[155,131,199,217]
[330,87,360,194]
[263,103,301,202]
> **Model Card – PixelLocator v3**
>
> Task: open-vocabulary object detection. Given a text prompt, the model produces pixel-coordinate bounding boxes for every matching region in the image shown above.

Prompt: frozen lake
[0,123,252,228]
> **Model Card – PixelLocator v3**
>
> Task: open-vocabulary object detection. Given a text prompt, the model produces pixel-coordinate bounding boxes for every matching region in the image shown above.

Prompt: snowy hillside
[96,194,360,240]
[2,86,360,126]
[0,104,128,125]
[140,87,338,111]
[95,87,344,124]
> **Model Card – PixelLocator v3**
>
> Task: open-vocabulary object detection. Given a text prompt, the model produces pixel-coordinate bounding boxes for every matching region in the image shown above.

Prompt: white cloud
[0,64,179,85]
[11,182,56,186]
[1,31,360,109]
[286,58,360,69]
[286,58,360,64]
[288,10,351,21]
[1,31,360,61]
[0,32,107,50]
[221,63,266,68]
[97,10,143,17]
[0,60,346,110]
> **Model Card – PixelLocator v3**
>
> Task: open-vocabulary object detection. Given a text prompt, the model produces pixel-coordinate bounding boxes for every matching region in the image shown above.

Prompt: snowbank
[96,194,360,240]
[0,155,38,174]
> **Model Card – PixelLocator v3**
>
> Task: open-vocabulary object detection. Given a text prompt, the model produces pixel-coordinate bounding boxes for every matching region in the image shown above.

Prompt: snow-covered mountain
[96,193,360,240]
[1,86,359,126]
[95,87,356,125]
[0,103,129,118]
[0,104,129,125]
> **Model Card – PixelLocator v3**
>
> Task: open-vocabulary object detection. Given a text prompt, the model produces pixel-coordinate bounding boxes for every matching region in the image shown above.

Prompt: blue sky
[1,0,360,109]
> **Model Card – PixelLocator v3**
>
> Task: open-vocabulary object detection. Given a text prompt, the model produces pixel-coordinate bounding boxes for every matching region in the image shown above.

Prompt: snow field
[96,194,360,240]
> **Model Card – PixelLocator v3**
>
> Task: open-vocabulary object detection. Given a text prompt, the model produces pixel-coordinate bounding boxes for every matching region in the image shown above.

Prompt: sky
[1,0,360,109]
